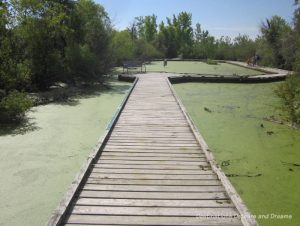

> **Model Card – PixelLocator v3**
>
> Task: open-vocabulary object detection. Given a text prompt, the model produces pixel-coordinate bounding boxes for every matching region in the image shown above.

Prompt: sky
[96,0,297,39]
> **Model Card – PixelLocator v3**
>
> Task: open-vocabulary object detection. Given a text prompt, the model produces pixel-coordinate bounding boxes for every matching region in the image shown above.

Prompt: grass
[114,61,262,76]
[0,79,131,226]
[174,82,300,226]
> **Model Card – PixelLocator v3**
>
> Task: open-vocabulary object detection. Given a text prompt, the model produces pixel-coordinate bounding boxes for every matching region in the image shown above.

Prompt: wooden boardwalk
[48,74,257,226]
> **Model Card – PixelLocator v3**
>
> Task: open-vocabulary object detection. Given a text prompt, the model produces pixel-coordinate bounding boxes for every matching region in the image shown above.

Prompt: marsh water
[0,80,131,226]
[1,76,299,226]
[174,82,300,226]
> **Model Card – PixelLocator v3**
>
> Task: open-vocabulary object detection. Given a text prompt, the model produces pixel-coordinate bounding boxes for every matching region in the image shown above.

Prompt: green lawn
[174,82,300,226]
[114,61,263,76]
[0,80,131,226]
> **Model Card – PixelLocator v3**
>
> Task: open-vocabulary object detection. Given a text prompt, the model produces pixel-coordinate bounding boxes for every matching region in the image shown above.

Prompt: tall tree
[261,15,291,68]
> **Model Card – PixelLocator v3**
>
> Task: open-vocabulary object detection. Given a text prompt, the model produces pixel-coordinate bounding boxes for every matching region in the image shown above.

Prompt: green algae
[114,61,261,76]
[0,80,131,226]
[174,82,300,226]
[147,61,261,76]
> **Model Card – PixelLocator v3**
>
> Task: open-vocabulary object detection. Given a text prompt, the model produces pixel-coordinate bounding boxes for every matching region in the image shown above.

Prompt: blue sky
[96,0,296,39]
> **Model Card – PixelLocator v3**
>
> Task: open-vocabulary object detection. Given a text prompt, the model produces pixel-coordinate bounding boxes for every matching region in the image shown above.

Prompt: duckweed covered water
[114,61,262,76]
[174,82,300,226]
[147,61,261,76]
[0,80,131,226]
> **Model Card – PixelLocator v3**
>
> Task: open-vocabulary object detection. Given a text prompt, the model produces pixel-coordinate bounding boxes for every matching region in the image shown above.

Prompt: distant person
[163,59,167,67]
[254,54,260,66]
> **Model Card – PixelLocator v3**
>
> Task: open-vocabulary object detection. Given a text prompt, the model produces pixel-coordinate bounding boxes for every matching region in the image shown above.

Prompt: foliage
[233,35,256,61]
[111,30,136,65]
[0,90,32,122]
[206,59,218,65]
[275,74,300,125]
[260,16,292,68]
[0,0,112,122]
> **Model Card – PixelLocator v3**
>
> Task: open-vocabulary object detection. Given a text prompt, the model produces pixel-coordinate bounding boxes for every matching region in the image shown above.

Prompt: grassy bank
[174,82,300,226]
[0,80,131,226]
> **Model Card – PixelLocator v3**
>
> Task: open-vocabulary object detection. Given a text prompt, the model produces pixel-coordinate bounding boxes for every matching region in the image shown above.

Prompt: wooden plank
[89,173,218,180]
[71,206,239,217]
[105,143,199,147]
[103,146,202,151]
[102,149,202,154]
[99,156,207,161]
[79,190,229,200]
[82,184,225,192]
[92,168,213,175]
[92,163,210,170]
[65,215,243,225]
[108,137,196,141]
[86,178,221,186]
[75,198,234,207]
[101,152,205,158]
[96,159,210,165]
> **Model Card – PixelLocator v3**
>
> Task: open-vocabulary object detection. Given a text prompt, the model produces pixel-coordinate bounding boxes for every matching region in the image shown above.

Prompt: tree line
[0,0,299,125]
[112,10,300,71]
[111,3,300,126]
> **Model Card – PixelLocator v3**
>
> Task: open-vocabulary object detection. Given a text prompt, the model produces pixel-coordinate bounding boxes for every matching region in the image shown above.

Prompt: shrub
[275,74,300,126]
[0,90,33,122]
[206,59,218,65]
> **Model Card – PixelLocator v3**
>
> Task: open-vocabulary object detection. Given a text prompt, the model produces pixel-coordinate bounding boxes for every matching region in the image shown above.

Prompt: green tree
[193,23,216,59]
[260,16,292,68]
[134,15,157,43]
[66,0,113,82]
[11,0,74,90]
[233,34,256,61]
[215,36,233,60]
[111,30,136,65]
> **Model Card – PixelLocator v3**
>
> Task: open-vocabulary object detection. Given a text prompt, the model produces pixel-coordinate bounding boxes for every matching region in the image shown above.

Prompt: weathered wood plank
[86,178,221,186]
[101,152,205,157]
[75,198,234,207]
[89,173,218,180]
[105,143,199,147]
[79,190,228,200]
[65,215,243,225]
[82,184,225,192]
[92,163,210,170]
[96,159,210,165]
[103,146,202,151]
[102,149,202,153]
[99,156,206,161]
[71,206,239,217]
[92,168,213,175]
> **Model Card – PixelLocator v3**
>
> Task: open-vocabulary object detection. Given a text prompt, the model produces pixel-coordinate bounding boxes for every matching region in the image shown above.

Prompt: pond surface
[147,61,262,76]
[0,80,131,226]
[174,82,300,226]
[114,61,262,76]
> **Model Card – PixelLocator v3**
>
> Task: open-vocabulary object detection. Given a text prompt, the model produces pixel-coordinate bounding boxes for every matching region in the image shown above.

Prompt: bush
[275,74,300,126]
[206,59,218,65]
[0,90,33,122]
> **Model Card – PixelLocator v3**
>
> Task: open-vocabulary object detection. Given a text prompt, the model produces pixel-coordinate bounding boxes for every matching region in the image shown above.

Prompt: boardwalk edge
[46,78,139,226]
[167,78,259,226]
